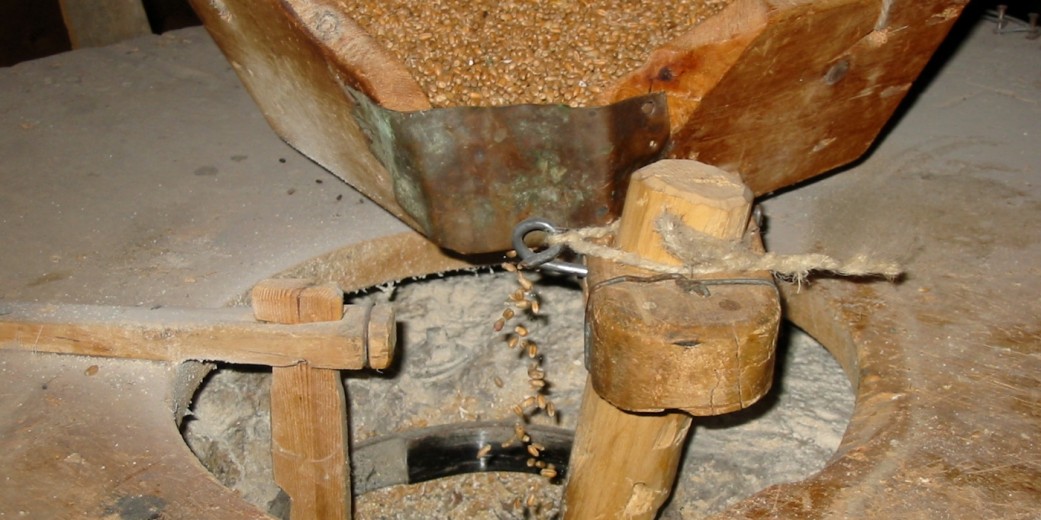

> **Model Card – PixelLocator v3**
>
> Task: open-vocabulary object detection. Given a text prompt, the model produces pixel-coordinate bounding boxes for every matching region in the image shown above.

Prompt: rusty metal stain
[348,88,670,253]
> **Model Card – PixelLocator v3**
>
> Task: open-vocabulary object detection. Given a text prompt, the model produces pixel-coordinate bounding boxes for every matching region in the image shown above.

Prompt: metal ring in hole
[511,218,588,277]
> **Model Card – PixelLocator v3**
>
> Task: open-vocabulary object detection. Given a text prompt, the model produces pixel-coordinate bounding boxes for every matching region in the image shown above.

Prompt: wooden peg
[563,160,780,519]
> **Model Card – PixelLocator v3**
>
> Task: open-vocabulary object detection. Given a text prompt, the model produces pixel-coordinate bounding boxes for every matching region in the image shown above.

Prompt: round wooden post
[563,160,776,518]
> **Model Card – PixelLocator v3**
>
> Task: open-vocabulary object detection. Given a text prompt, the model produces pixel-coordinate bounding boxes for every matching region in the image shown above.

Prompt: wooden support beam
[59,0,151,49]
[0,301,393,369]
[252,279,355,520]
[563,160,779,518]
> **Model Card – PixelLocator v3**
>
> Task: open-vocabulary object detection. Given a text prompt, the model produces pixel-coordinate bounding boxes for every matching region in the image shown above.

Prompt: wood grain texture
[604,0,969,195]
[565,380,694,519]
[272,364,351,520]
[259,279,351,520]
[0,303,371,369]
[252,278,312,324]
[587,162,778,414]
[585,257,780,416]
[616,160,752,265]
[565,160,776,518]
[365,304,396,370]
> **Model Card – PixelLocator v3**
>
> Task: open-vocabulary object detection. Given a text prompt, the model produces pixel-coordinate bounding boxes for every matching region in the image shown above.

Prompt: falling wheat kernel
[493,317,506,332]
[502,308,515,320]
[528,365,544,380]
[517,273,533,291]
[541,467,558,479]
[477,444,492,458]
[526,458,537,468]
[547,402,557,417]
[537,394,547,409]
[527,342,539,358]
[514,325,529,337]
[507,336,520,349]
[531,299,540,314]
[527,444,541,457]
[502,262,517,272]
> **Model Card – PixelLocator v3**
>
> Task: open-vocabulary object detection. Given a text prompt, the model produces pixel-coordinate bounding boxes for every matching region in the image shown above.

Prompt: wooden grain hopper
[188,0,968,252]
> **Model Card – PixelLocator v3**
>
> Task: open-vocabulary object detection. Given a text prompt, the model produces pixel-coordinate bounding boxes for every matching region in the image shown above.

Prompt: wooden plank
[253,278,352,520]
[271,364,351,520]
[59,0,151,49]
[605,0,969,195]
[0,302,373,369]
[564,160,777,518]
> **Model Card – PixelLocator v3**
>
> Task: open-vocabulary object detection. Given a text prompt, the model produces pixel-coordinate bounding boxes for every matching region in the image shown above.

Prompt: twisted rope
[545,213,902,283]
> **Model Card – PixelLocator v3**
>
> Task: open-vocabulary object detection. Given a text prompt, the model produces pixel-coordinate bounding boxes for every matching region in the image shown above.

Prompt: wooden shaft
[564,160,753,519]
[253,279,353,520]
[566,380,694,518]
[0,301,393,370]
[615,162,752,265]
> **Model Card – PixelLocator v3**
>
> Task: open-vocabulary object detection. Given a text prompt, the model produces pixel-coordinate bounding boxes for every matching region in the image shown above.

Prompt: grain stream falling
[341,0,730,107]
[494,260,561,499]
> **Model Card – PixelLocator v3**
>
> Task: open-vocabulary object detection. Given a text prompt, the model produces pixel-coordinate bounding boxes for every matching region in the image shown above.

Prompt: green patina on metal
[347,87,670,253]
[349,88,432,235]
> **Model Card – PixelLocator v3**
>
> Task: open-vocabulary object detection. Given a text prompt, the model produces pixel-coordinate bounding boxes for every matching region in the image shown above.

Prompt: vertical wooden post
[253,279,351,520]
[563,160,760,519]
[59,0,151,49]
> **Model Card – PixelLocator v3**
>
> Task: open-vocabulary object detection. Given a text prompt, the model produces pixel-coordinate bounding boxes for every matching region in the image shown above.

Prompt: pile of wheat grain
[342,0,729,107]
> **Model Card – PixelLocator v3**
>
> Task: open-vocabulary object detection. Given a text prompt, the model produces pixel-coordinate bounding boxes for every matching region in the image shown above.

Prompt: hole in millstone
[181,269,853,518]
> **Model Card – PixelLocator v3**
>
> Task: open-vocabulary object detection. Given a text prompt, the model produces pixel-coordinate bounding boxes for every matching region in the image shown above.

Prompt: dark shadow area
[0,0,70,67]
[142,0,201,33]
[0,0,202,67]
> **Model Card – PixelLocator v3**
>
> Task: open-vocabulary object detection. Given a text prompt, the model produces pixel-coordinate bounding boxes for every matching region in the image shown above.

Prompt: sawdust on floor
[182,269,852,518]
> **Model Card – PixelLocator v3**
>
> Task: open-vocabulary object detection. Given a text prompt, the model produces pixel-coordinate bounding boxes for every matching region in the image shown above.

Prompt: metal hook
[511,218,589,277]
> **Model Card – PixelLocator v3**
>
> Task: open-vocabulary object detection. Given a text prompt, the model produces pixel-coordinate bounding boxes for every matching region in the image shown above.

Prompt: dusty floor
[183,269,852,518]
